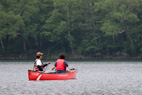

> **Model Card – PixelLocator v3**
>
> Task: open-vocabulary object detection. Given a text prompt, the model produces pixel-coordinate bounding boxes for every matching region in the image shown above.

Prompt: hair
[59,53,65,59]
[36,56,40,58]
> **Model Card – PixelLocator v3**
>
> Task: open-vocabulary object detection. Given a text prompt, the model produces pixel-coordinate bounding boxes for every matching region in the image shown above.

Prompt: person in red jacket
[50,53,68,73]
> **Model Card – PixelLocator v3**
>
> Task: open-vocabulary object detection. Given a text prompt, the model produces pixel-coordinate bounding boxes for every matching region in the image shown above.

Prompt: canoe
[28,69,77,80]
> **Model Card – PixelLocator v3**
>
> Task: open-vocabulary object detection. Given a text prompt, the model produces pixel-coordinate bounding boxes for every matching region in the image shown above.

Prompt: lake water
[0,61,142,95]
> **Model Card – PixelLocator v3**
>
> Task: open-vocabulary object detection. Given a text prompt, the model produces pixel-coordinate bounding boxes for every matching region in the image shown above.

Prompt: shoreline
[0,55,142,60]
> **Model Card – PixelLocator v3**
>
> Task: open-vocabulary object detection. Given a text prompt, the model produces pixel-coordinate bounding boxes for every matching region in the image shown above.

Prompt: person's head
[59,53,65,59]
[36,52,43,59]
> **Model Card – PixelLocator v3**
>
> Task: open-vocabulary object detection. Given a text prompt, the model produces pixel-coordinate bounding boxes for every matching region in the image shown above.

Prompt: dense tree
[0,3,24,51]
[0,0,142,58]
[95,0,142,56]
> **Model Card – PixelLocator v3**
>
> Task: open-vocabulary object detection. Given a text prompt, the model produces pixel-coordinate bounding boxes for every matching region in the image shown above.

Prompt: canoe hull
[28,69,77,80]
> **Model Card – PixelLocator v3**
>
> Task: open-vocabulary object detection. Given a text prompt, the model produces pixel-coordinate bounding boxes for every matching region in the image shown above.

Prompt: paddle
[36,66,47,80]
[36,62,52,80]
[44,70,51,73]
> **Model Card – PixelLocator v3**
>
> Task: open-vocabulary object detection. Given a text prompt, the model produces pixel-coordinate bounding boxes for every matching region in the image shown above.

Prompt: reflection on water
[0,61,142,95]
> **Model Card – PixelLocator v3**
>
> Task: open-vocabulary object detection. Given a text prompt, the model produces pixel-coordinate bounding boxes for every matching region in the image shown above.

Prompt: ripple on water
[0,61,142,95]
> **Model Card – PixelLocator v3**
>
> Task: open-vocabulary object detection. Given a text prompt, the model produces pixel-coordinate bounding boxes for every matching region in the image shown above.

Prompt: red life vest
[56,59,67,71]
[34,62,43,71]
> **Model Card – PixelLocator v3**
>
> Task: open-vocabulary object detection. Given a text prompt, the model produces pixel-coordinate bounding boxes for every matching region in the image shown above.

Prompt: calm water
[0,61,142,95]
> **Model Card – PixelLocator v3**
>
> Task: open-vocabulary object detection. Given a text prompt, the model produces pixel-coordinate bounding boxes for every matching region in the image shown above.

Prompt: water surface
[0,61,142,95]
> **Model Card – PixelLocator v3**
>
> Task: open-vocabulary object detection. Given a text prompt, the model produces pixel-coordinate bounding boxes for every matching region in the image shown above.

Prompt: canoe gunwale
[28,69,76,74]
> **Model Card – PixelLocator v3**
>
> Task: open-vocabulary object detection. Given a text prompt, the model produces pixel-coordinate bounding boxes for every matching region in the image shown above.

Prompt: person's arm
[45,62,56,73]
[63,61,68,71]
[50,62,56,71]
[51,66,56,71]
[45,66,55,73]
[46,62,51,65]
[37,65,44,71]
[64,61,68,67]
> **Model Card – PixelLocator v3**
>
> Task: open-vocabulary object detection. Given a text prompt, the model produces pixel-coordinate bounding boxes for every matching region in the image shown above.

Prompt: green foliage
[0,11,24,39]
[0,0,142,58]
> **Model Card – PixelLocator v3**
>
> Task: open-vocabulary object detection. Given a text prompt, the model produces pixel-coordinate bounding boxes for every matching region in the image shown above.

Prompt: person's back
[49,53,68,73]
[56,59,65,71]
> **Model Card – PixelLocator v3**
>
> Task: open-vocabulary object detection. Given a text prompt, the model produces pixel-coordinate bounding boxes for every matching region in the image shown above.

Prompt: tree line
[0,0,142,59]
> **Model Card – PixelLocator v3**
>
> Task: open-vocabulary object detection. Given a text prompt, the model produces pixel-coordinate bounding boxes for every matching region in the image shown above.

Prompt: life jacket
[34,61,43,71]
[56,59,67,71]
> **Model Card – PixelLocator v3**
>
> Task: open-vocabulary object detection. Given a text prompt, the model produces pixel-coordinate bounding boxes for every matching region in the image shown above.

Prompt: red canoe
[28,69,77,80]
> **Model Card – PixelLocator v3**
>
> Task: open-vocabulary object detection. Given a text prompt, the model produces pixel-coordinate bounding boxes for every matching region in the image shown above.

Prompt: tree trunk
[125,28,135,54]
[47,41,61,56]
[35,37,38,47]
[40,39,42,49]
[87,0,98,45]
[127,32,135,51]
[28,41,32,49]
[66,10,74,54]
[68,29,74,55]
[87,0,96,28]
[23,40,27,52]
[0,39,4,50]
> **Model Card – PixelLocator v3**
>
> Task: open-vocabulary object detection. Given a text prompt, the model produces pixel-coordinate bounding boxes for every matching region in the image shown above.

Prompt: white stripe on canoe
[36,74,42,80]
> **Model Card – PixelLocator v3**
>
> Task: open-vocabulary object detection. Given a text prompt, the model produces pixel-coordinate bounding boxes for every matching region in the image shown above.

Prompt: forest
[0,0,142,59]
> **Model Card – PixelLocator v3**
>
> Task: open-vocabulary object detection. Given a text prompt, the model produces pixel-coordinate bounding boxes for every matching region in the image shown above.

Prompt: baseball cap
[36,52,43,56]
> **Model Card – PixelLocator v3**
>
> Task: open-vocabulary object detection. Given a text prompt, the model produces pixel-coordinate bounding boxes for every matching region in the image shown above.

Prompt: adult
[34,52,50,72]
[50,53,68,73]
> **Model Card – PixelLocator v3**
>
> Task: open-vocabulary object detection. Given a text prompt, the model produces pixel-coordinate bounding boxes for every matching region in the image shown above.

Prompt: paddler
[34,52,51,72]
[49,53,68,73]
